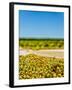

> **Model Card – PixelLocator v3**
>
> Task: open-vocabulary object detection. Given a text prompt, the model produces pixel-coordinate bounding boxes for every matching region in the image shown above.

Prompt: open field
[19,54,64,79]
[19,49,64,58]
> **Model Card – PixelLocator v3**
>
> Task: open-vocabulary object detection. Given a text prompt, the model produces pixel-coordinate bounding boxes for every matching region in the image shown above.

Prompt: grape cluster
[19,54,64,79]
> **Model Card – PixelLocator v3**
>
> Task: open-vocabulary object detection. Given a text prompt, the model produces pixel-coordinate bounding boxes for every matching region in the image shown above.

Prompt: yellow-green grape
[19,54,64,79]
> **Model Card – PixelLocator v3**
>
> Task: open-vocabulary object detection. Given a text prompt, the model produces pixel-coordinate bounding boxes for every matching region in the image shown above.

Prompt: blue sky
[19,10,64,38]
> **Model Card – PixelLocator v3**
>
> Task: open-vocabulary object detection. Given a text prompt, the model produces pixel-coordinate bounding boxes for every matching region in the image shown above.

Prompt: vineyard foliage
[19,39,64,50]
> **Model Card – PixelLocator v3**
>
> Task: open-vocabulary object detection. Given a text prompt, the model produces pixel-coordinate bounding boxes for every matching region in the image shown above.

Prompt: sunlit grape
[19,54,64,79]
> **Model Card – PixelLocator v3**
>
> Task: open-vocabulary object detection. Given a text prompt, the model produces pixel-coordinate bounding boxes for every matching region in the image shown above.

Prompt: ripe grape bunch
[19,54,64,79]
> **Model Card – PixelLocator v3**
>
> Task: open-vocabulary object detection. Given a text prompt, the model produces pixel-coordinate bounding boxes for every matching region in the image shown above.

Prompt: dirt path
[19,49,64,58]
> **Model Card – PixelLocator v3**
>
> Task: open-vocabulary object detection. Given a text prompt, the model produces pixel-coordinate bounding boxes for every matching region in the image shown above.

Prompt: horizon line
[19,38,64,39]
